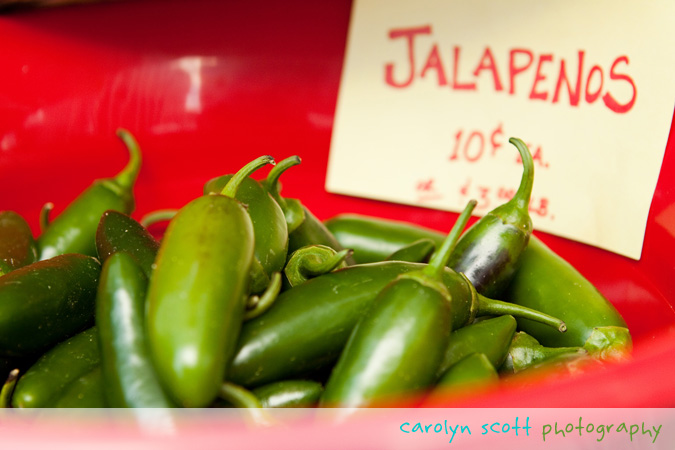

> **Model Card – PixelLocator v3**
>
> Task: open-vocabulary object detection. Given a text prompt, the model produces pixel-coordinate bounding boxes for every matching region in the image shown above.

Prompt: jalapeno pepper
[436,353,499,389]
[0,211,38,276]
[320,200,477,407]
[203,163,288,293]
[504,235,631,356]
[230,234,564,389]
[12,327,100,408]
[51,367,106,408]
[252,380,324,408]
[437,315,517,378]
[0,254,100,357]
[384,238,436,263]
[147,156,272,408]
[258,156,352,262]
[96,252,173,408]
[38,129,142,260]
[500,331,586,374]
[96,210,160,279]
[324,214,446,264]
[447,137,534,298]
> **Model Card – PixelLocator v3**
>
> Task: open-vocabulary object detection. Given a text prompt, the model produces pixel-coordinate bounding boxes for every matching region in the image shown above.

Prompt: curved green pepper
[38,129,142,260]
[504,235,631,355]
[97,252,173,408]
[230,246,563,389]
[447,137,534,298]
[324,214,446,264]
[252,380,324,408]
[0,254,100,357]
[203,165,288,293]
[320,201,476,407]
[12,327,100,408]
[436,353,499,389]
[437,315,517,378]
[96,210,160,279]
[500,331,586,374]
[147,156,271,407]
[259,156,352,262]
[0,211,38,276]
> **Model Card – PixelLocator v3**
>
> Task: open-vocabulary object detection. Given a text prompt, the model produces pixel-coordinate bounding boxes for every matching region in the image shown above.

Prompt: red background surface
[0,0,674,407]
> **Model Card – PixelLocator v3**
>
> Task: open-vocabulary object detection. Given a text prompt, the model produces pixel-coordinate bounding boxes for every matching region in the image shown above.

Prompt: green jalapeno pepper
[38,129,142,260]
[258,156,352,262]
[12,327,100,408]
[51,367,106,408]
[319,201,477,407]
[504,235,631,356]
[500,331,586,374]
[147,156,272,408]
[436,353,499,389]
[230,236,564,389]
[96,210,160,279]
[0,211,38,276]
[252,380,324,408]
[437,315,517,378]
[0,254,100,357]
[203,163,288,293]
[283,244,352,288]
[324,214,446,264]
[96,252,173,408]
[447,137,534,298]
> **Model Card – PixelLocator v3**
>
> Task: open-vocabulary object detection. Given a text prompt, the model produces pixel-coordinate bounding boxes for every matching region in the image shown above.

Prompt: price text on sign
[327,0,675,259]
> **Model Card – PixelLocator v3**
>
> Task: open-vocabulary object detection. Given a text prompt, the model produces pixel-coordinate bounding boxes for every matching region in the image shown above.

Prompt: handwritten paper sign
[326,0,675,259]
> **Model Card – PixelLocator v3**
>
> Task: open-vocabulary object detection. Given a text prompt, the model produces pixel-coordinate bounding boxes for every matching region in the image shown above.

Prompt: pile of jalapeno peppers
[0,131,632,410]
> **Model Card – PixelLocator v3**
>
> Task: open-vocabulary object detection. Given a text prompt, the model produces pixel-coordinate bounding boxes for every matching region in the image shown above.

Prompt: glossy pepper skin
[447,137,534,298]
[230,239,563,389]
[324,214,446,264]
[203,168,288,293]
[147,156,270,408]
[436,353,499,389]
[0,254,101,357]
[96,252,173,408]
[437,315,517,378]
[384,238,436,263]
[12,327,100,408]
[258,156,352,262]
[252,380,324,408]
[96,210,160,279]
[504,235,631,355]
[500,331,586,374]
[51,367,106,408]
[0,211,38,276]
[38,129,142,261]
[320,201,476,408]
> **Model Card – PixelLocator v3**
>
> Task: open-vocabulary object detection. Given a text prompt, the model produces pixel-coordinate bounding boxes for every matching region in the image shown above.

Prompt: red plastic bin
[0,0,674,408]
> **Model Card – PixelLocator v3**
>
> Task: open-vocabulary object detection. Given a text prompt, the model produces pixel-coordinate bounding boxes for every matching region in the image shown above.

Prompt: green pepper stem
[285,245,352,287]
[424,199,477,278]
[39,202,54,232]
[140,209,178,228]
[221,155,275,198]
[0,369,19,408]
[263,155,302,205]
[508,137,534,211]
[244,272,282,321]
[477,294,567,333]
[114,129,143,190]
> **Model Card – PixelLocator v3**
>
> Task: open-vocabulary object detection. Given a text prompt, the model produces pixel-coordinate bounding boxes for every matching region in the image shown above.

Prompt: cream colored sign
[326,0,675,259]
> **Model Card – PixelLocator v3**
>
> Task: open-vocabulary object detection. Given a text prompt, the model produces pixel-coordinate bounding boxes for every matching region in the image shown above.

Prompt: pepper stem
[140,209,178,228]
[39,202,54,232]
[508,137,534,211]
[477,293,567,333]
[221,155,275,198]
[262,155,302,205]
[424,199,477,279]
[0,369,19,408]
[114,128,143,190]
[245,272,282,321]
